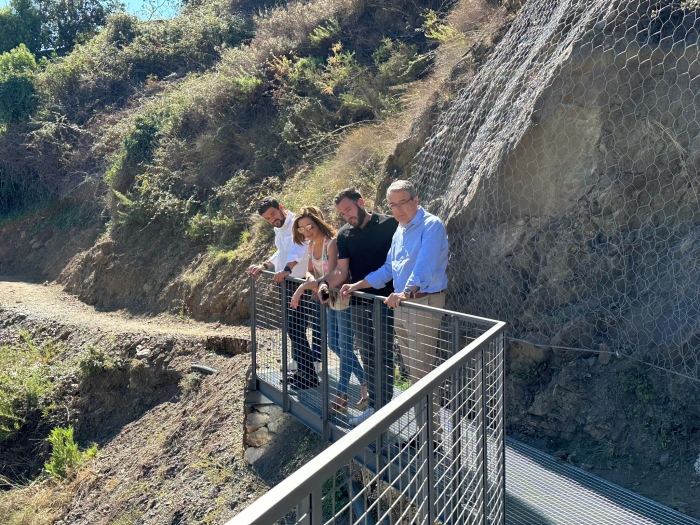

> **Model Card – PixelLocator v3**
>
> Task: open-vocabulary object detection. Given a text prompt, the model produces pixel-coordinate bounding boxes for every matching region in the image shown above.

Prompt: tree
[37,0,124,54]
[0,0,42,54]
[0,43,38,123]
[0,0,122,56]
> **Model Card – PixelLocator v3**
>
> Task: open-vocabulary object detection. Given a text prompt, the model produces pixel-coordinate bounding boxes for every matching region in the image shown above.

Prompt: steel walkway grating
[505,438,700,525]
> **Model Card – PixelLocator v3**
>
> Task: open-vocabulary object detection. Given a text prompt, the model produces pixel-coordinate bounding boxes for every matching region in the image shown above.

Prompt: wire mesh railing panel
[411,0,700,383]
[253,274,284,389]
[238,274,505,525]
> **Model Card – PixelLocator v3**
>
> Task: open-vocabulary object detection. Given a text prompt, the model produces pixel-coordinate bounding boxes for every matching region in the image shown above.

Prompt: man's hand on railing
[384,292,406,308]
[273,269,291,283]
[247,264,266,279]
[340,283,357,300]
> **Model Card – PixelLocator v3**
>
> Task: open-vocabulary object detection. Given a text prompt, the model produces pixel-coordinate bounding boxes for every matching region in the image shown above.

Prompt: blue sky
[0,0,179,19]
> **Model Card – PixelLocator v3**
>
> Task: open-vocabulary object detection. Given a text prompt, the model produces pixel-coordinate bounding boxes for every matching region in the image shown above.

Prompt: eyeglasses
[387,198,415,210]
[297,224,316,234]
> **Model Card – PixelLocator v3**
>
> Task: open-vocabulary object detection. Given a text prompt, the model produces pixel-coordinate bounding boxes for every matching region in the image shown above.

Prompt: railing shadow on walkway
[228,272,507,525]
[505,439,700,525]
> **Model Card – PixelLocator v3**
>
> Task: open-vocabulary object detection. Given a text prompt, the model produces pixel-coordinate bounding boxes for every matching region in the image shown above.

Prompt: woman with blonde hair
[290,206,367,413]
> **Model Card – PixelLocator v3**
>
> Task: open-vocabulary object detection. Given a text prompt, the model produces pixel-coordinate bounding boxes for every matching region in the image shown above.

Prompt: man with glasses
[247,197,317,388]
[318,188,398,425]
[340,180,448,431]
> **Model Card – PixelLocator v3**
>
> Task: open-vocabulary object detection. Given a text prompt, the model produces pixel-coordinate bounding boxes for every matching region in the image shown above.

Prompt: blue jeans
[327,307,364,394]
[350,297,395,410]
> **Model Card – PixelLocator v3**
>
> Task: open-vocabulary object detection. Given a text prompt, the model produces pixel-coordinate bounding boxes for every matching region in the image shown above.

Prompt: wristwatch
[402,287,415,298]
[283,265,292,273]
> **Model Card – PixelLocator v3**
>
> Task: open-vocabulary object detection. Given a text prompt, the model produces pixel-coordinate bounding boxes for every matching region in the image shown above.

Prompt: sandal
[356,383,369,410]
[330,392,348,413]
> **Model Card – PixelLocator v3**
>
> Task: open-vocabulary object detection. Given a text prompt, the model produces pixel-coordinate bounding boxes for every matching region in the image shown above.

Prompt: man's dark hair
[257,197,280,215]
[333,187,363,205]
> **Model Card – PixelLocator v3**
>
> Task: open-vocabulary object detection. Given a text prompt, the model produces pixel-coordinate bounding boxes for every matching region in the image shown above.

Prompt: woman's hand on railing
[318,281,330,304]
[290,284,305,309]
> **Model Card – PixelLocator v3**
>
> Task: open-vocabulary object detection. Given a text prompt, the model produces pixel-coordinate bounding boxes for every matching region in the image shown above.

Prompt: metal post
[298,493,311,525]
[479,348,487,525]
[449,315,462,521]
[415,395,428,523]
[249,276,258,391]
[281,279,289,412]
[311,488,323,525]
[373,298,383,411]
[499,334,506,525]
[426,393,435,523]
[321,305,329,441]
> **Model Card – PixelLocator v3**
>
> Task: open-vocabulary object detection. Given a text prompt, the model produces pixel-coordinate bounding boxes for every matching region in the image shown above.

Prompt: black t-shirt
[337,212,398,296]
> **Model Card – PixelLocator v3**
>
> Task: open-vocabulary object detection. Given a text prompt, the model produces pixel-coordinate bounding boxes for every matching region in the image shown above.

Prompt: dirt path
[0,276,249,339]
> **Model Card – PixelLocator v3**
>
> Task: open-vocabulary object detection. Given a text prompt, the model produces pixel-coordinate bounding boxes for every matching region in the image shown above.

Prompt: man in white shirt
[247,197,318,389]
[247,197,307,281]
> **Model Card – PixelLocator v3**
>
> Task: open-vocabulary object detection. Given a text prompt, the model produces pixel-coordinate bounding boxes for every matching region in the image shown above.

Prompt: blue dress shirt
[365,207,448,294]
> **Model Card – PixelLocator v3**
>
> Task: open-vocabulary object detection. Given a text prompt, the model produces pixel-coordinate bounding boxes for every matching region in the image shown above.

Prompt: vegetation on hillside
[0,0,470,229]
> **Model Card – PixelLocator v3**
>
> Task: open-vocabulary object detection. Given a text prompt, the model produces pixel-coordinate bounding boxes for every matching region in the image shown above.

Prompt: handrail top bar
[259,271,499,328]
[226,318,506,525]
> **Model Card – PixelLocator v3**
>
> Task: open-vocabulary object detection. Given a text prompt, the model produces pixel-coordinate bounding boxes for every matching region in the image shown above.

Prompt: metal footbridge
[228,273,700,525]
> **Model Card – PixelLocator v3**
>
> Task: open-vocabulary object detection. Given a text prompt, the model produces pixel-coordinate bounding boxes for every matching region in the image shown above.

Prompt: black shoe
[288,372,319,390]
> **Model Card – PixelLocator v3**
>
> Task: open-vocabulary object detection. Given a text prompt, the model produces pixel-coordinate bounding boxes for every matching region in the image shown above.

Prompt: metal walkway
[505,439,700,525]
[259,355,700,524]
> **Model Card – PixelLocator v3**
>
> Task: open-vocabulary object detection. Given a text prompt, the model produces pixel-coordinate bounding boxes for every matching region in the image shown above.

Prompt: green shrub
[0,330,65,441]
[77,344,114,376]
[37,0,250,123]
[309,18,341,47]
[0,43,38,123]
[44,426,97,479]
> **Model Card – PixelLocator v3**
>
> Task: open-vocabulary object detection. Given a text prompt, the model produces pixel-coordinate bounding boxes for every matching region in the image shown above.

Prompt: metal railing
[232,272,506,524]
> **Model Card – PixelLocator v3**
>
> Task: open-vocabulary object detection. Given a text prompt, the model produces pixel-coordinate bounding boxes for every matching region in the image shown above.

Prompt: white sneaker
[349,407,374,426]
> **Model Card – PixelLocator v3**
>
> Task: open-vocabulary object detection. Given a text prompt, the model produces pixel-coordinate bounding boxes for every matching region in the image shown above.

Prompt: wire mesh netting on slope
[412,0,700,382]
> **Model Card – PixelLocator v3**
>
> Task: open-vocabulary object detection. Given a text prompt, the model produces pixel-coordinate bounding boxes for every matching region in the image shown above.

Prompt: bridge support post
[282,280,289,412]
[249,276,257,391]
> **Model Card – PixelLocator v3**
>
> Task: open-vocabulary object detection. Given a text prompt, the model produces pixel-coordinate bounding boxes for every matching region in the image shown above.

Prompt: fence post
[297,494,311,525]
[427,392,436,523]
[449,315,462,520]
[479,348,487,525]
[373,298,384,412]
[321,305,330,441]
[249,276,258,391]
[311,487,323,525]
[282,279,289,412]
[499,333,506,525]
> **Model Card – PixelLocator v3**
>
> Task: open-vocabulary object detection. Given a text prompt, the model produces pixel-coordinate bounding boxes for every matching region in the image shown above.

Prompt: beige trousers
[394,292,446,432]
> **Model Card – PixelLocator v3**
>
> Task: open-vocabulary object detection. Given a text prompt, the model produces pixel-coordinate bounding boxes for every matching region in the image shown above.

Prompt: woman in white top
[290,206,367,413]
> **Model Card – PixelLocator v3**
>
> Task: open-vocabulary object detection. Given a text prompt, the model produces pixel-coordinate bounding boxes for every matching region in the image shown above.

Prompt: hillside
[0,0,504,322]
[2,0,700,521]
[0,279,326,524]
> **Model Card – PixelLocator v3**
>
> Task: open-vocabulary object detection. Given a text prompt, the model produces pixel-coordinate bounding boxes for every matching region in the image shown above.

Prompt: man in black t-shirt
[318,188,398,426]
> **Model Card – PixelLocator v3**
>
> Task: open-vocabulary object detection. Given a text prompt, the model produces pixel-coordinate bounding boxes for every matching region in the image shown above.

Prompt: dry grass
[280,121,398,219]
[0,467,95,525]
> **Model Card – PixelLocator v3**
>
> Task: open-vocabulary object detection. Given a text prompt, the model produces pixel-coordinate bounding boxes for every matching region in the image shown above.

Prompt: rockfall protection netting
[412,0,700,382]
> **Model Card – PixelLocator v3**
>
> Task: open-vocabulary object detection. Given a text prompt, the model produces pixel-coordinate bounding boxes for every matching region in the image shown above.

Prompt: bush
[37,0,250,123]
[77,344,114,376]
[0,331,62,441]
[0,43,38,123]
[44,426,97,479]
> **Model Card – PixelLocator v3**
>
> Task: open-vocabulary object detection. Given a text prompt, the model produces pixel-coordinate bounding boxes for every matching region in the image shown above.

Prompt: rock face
[413,0,700,382]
